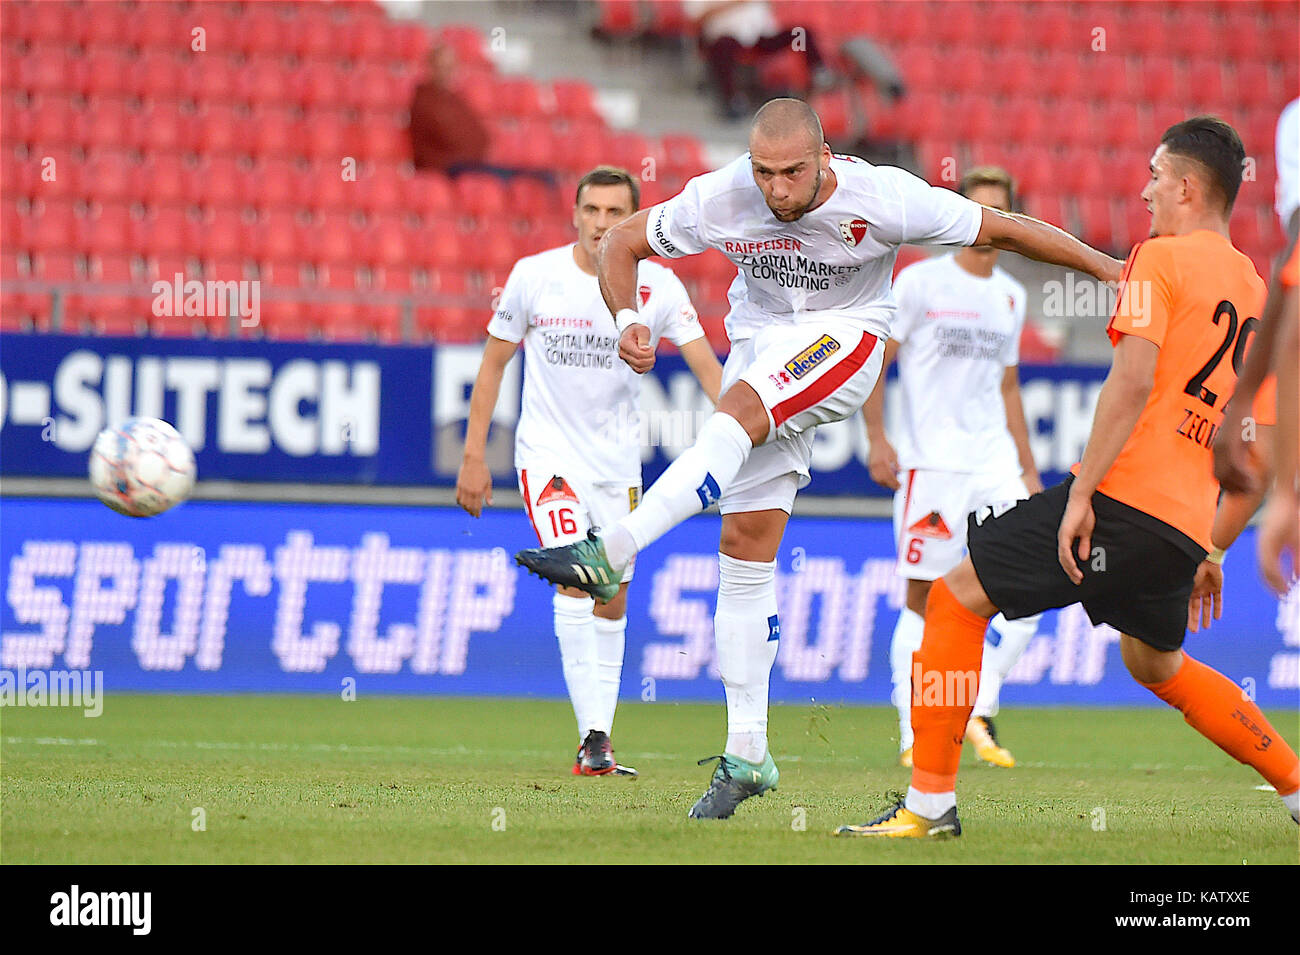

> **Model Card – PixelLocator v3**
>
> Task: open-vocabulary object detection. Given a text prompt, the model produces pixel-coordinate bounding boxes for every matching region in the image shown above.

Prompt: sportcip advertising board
[2,497,1293,707]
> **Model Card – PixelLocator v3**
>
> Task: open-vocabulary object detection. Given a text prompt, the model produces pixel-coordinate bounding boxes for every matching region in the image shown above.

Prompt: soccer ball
[89,417,197,517]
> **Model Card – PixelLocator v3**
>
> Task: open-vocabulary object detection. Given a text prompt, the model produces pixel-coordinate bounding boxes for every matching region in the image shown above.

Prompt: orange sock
[1143,654,1299,796]
[910,577,992,795]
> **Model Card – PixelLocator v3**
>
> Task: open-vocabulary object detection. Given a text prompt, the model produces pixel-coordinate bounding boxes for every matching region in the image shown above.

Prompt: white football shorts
[892,468,1031,581]
[518,465,640,583]
[720,319,885,516]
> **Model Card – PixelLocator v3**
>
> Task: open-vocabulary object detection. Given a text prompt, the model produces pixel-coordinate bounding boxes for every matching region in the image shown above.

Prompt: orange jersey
[1085,231,1267,550]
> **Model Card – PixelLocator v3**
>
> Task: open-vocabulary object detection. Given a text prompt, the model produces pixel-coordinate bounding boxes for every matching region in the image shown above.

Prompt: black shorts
[967,476,1205,651]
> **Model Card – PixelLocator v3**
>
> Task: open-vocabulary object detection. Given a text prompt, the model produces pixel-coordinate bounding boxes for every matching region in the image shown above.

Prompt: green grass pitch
[2,695,1296,864]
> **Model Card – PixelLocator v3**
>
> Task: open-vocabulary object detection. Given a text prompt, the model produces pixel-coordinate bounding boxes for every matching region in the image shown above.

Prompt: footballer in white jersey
[458,167,723,778]
[515,101,1123,819]
[864,168,1044,769]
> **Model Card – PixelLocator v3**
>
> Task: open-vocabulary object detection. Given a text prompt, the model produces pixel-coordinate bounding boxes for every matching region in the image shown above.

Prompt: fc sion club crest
[839,217,869,246]
[638,284,652,307]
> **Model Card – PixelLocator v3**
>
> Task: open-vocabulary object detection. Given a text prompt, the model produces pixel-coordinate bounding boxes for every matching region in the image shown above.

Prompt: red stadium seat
[290,59,348,110]
[235,6,291,57]
[248,108,302,160]
[1077,196,1116,250]
[354,115,408,163]
[21,198,78,255]
[301,114,353,162]
[345,17,390,62]
[130,99,187,155]
[132,205,195,259]
[195,207,249,261]
[72,97,132,151]
[495,76,544,117]
[392,21,434,63]
[594,1,641,38]
[180,53,242,104]
[251,209,304,261]
[189,104,243,157]
[354,171,405,217]
[343,63,402,111]
[400,172,455,219]
[259,301,316,341]
[549,79,600,121]
[454,172,509,221]
[243,157,297,211]
[73,150,136,205]
[307,212,361,265]
[234,57,295,108]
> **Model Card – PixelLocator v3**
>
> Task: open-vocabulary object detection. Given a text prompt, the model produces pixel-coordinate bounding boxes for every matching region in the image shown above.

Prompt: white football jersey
[889,254,1027,474]
[645,154,983,345]
[487,243,704,485]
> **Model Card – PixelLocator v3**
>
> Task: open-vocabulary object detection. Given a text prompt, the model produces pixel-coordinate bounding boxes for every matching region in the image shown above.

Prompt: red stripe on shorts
[771,332,878,427]
[519,469,543,544]
[898,468,916,554]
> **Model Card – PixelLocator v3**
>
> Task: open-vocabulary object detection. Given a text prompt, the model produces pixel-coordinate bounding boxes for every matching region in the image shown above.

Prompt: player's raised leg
[516,322,883,599]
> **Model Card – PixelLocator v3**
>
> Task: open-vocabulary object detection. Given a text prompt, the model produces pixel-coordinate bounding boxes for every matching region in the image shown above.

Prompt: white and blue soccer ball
[89,417,196,517]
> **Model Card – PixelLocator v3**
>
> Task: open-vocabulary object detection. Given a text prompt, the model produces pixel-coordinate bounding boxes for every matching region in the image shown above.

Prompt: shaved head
[750,98,824,152]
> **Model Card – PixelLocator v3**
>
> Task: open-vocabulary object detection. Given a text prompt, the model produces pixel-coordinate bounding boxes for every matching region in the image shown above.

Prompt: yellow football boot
[966,716,1015,768]
[835,799,961,838]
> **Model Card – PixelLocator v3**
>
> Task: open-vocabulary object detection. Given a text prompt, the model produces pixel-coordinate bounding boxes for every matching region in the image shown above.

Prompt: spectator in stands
[685,0,830,119]
[409,43,490,174]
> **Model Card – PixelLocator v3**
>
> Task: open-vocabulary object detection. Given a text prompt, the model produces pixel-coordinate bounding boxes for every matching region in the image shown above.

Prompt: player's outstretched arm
[679,337,724,405]
[862,338,900,490]
[1058,334,1157,583]
[974,208,1124,284]
[456,335,518,518]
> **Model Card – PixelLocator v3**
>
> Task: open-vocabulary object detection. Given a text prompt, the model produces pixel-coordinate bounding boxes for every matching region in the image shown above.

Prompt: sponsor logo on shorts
[907,510,953,540]
[537,475,580,506]
[784,334,840,379]
[839,217,869,246]
[767,614,780,642]
[628,486,641,511]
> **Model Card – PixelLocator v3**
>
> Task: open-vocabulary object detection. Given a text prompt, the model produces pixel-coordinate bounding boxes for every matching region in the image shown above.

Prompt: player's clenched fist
[619,323,655,374]
[456,456,492,517]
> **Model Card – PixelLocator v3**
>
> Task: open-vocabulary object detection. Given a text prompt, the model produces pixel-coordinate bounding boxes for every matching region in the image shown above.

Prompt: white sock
[602,413,752,569]
[972,613,1039,719]
[906,786,957,818]
[592,615,626,735]
[715,552,780,765]
[889,607,925,751]
[553,591,599,740]
[1282,788,1299,822]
